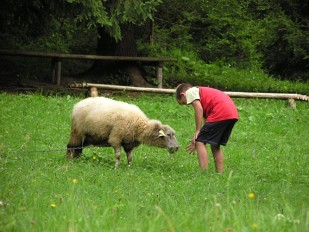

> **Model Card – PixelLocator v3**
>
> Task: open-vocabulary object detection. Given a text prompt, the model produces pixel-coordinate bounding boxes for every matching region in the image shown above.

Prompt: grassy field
[0,92,308,231]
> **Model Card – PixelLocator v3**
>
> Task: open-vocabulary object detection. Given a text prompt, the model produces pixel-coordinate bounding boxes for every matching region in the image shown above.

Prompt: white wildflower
[275,214,285,221]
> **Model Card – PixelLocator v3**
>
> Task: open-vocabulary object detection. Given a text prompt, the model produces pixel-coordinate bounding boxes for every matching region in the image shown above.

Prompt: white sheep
[67,97,179,167]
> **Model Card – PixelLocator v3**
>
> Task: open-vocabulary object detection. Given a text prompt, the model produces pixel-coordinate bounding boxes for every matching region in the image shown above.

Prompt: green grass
[0,92,309,231]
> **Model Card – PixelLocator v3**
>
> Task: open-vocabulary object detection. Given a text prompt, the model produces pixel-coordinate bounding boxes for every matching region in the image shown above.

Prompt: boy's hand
[194,130,200,141]
[185,141,196,155]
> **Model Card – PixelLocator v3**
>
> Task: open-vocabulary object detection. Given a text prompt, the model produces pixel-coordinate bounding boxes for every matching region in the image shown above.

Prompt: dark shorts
[196,119,237,146]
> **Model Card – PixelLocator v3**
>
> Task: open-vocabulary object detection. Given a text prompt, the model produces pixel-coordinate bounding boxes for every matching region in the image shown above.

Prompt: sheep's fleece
[67,97,179,167]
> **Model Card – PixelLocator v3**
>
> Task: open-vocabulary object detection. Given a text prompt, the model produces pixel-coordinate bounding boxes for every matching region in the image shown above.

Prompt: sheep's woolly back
[71,97,152,146]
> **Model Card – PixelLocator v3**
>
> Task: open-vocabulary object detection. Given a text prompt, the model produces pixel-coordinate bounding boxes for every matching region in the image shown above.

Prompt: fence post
[156,62,163,88]
[51,59,56,84]
[56,59,62,85]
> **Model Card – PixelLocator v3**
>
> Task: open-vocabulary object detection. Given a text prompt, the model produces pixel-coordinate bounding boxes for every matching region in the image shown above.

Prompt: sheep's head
[143,120,179,153]
[158,127,179,154]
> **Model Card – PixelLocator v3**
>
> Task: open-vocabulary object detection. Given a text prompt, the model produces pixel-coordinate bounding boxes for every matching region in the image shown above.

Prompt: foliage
[0,93,309,231]
[0,0,308,83]
[154,0,309,80]
[0,0,97,54]
[138,43,309,95]
[258,4,309,81]
[66,0,162,41]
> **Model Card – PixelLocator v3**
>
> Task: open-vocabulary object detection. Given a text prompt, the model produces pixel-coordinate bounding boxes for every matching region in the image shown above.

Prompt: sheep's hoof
[67,146,82,159]
[66,149,75,159]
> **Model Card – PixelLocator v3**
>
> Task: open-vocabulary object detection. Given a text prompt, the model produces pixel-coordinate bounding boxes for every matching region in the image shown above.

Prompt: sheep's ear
[158,129,166,137]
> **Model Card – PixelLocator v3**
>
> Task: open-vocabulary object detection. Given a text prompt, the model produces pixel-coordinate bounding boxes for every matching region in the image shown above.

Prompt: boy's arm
[191,99,204,140]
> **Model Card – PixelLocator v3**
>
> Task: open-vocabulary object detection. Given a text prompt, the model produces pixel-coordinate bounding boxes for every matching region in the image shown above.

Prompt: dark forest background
[0,0,308,92]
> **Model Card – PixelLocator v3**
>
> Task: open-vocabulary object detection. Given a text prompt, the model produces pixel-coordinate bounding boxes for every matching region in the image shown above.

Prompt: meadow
[0,92,308,231]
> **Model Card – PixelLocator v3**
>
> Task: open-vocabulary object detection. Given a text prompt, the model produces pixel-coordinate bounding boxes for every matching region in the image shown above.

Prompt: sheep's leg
[127,150,133,167]
[123,142,139,167]
[124,148,133,167]
[109,134,124,168]
[114,146,122,168]
[67,129,83,159]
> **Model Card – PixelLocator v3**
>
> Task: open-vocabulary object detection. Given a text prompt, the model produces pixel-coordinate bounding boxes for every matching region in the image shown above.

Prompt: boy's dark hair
[175,83,193,100]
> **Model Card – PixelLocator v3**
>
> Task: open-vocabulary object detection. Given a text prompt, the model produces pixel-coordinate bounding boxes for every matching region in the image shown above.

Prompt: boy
[176,83,238,173]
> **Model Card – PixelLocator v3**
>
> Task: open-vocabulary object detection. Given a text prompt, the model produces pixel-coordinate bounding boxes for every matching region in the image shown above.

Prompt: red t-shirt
[198,87,238,122]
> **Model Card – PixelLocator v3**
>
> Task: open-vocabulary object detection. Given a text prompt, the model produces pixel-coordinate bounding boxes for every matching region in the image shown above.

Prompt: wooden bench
[0,49,176,88]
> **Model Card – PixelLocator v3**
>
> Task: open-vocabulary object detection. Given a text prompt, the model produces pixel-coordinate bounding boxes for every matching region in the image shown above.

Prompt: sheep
[67,97,179,167]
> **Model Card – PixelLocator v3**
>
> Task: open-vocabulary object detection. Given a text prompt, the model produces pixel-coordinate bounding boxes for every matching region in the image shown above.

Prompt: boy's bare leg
[195,141,208,171]
[211,145,224,173]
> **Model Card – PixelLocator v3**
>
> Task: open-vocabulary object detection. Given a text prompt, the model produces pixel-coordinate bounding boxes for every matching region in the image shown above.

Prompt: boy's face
[177,93,187,105]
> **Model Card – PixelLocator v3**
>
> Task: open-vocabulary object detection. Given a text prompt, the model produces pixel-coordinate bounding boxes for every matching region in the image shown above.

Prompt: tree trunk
[86,23,152,87]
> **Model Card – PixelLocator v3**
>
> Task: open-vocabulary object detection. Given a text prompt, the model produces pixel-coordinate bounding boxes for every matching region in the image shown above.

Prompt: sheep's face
[155,125,179,154]
[143,121,179,153]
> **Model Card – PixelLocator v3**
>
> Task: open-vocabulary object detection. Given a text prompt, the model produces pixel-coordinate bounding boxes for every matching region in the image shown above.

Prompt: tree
[66,0,162,86]
[155,0,308,81]
[258,0,309,81]
[153,0,264,68]
[0,0,66,47]
[1,0,307,83]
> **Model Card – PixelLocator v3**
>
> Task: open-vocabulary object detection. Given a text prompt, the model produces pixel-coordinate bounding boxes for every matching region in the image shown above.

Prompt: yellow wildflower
[248,192,256,199]
[252,223,258,229]
[72,179,78,184]
[50,203,56,208]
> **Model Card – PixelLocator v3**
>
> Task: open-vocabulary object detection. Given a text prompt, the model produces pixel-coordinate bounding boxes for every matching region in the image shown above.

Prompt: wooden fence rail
[70,83,309,108]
